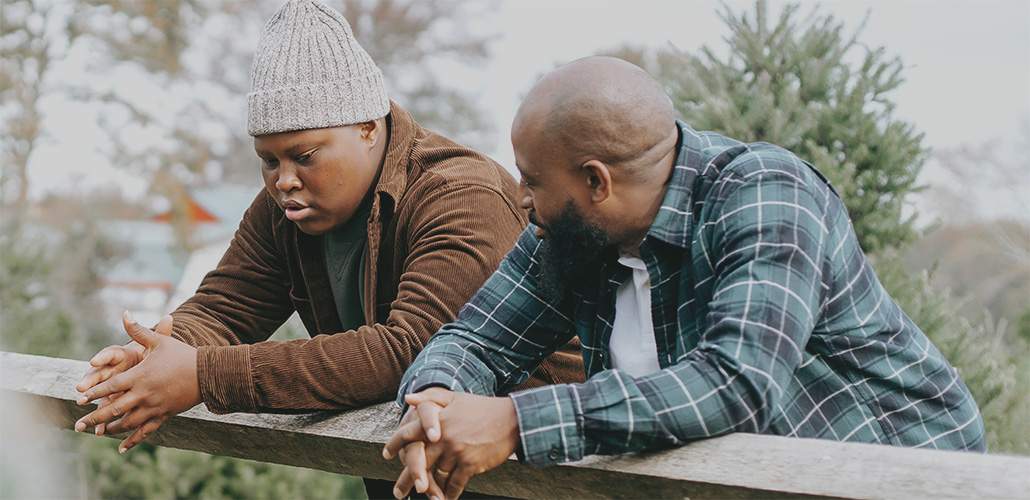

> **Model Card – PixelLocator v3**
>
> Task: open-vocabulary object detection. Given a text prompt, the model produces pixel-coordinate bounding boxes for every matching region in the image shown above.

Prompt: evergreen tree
[610,2,923,255]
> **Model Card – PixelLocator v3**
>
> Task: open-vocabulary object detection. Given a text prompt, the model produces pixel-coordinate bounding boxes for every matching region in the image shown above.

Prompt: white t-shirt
[609,255,661,377]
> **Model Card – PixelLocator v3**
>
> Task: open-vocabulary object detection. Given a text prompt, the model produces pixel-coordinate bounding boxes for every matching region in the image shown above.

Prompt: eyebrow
[284,143,318,156]
[255,142,319,159]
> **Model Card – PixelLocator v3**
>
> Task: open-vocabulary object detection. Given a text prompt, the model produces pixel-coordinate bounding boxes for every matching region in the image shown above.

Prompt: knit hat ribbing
[247,0,390,136]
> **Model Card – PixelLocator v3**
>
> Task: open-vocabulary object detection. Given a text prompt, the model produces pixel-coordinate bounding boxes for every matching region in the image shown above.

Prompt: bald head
[513,56,677,178]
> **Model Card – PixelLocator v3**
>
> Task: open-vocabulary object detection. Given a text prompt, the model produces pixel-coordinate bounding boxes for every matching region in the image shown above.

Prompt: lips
[282,200,313,222]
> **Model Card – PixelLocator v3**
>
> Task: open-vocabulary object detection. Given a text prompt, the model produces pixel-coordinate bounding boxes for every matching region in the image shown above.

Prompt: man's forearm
[397,331,502,405]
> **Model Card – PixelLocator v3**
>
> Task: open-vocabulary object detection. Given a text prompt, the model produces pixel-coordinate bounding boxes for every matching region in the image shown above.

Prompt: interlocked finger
[78,371,134,405]
[118,416,167,453]
[433,452,458,497]
[384,419,427,460]
[93,391,125,436]
[443,465,475,500]
[75,390,142,432]
[415,401,443,442]
[106,405,160,435]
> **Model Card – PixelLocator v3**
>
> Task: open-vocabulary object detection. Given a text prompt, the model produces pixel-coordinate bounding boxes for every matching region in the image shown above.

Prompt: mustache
[528,212,548,232]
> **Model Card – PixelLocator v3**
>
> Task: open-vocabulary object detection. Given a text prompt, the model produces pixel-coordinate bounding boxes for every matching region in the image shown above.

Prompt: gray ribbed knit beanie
[247,0,390,136]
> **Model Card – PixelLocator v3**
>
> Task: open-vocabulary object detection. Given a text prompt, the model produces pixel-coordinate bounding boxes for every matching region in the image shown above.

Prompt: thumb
[122,311,159,348]
[154,314,174,337]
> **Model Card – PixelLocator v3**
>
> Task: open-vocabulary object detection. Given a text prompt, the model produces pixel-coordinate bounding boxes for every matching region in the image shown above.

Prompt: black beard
[535,201,611,301]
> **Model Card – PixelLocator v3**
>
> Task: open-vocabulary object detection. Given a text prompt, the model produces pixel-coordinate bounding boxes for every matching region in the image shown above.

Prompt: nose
[275,164,302,193]
[517,180,533,211]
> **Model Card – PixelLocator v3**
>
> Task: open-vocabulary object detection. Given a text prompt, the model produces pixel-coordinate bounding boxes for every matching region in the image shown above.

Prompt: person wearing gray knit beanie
[249,0,391,236]
[73,3,584,500]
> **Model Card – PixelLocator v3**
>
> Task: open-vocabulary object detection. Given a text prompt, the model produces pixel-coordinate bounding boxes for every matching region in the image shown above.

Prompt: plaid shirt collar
[647,120,715,250]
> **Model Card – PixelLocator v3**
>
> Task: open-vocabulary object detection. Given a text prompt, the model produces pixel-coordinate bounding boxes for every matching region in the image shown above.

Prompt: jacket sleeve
[167,190,296,410]
[193,181,532,413]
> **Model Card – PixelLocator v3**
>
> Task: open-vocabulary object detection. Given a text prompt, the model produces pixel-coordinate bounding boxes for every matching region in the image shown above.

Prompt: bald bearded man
[383,56,985,499]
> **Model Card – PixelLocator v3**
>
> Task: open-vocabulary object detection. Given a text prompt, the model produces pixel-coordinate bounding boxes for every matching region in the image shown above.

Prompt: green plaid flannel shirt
[398,121,986,466]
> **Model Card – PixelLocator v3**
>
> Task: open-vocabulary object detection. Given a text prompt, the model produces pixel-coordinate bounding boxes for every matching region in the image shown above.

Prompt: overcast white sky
[484,0,1029,159]
[29,0,1030,220]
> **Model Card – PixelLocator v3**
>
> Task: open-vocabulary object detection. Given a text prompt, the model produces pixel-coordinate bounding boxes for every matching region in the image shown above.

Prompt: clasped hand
[74,311,201,453]
[382,388,520,500]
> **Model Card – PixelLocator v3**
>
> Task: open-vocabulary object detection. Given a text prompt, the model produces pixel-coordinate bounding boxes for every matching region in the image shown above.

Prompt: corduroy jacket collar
[291,100,422,331]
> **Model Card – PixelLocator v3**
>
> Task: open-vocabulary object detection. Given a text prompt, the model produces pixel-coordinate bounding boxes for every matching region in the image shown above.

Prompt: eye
[261,157,279,169]
[295,150,316,166]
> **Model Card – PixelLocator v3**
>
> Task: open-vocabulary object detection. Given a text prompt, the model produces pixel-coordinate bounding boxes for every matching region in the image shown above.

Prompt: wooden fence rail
[2,351,1027,499]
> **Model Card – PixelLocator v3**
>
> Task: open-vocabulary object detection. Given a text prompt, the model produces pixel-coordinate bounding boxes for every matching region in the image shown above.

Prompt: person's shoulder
[703,141,828,199]
[410,128,516,193]
[718,142,805,178]
[395,129,526,229]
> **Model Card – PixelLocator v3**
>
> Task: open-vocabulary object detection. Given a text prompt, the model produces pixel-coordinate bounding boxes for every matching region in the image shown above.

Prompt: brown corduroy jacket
[170,102,583,414]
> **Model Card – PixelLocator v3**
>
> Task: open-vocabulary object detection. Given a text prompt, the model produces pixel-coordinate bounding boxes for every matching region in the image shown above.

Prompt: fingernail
[118,446,126,454]
[77,397,86,405]
[392,487,401,499]
[428,427,440,441]
[382,448,392,460]
[416,478,427,491]
[74,421,85,432]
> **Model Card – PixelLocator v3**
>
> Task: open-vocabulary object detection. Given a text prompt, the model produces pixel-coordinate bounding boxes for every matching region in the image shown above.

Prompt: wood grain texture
[3,351,1027,499]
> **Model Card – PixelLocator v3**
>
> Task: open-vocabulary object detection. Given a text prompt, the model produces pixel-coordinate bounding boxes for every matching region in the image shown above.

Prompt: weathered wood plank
[2,351,1027,499]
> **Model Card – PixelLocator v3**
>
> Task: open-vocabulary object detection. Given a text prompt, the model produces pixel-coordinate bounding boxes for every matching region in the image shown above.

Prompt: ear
[581,159,613,204]
[358,119,383,148]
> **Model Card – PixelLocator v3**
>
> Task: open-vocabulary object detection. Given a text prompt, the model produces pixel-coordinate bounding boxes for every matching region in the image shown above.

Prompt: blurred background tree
[1,0,121,358]
[1,0,59,212]
[340,0,497,149]
[605,1,1028,454]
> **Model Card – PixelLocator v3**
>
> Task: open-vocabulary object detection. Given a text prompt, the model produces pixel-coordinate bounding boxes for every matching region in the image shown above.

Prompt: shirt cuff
[509,384,584,467]
[395,369,465,408]
[196,345,257,414]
